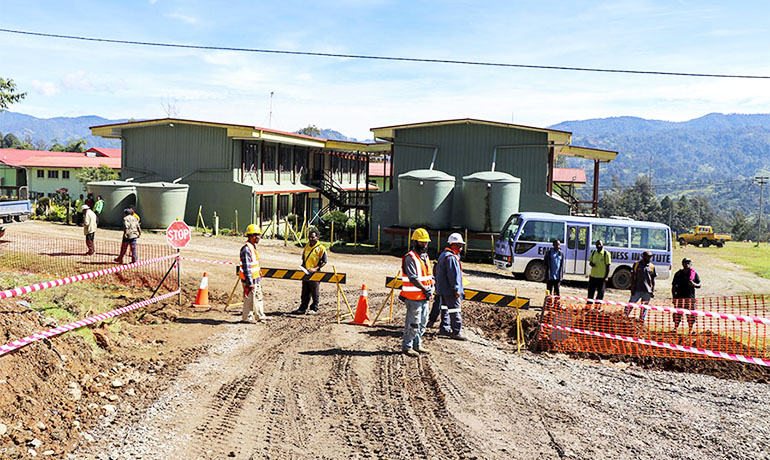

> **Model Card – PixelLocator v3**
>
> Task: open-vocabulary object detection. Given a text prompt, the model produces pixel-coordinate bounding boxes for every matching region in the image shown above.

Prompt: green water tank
[86,181,137,228]
[397,169,455,229]
[134,182,189,229]
[462,171,521,232]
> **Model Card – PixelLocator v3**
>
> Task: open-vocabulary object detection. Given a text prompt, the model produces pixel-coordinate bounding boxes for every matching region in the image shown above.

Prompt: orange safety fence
[0,231,177,289]
[539,294,770,366]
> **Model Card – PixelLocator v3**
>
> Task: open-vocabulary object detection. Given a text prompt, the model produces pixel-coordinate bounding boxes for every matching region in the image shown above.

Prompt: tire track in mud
[189,317,316,458]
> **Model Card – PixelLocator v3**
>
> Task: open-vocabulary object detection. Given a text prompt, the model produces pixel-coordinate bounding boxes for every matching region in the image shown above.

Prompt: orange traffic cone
[193,272,209,307]
[350,284,371,326]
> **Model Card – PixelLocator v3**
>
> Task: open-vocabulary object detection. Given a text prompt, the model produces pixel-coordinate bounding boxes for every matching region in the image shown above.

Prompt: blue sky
[1,0,769,140]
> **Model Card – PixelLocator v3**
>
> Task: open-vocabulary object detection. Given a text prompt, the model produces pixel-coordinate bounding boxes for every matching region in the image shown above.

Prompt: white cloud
[31,80,60,96]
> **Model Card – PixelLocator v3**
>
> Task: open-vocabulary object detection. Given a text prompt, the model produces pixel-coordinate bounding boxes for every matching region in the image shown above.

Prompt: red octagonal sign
[166,221,191,249]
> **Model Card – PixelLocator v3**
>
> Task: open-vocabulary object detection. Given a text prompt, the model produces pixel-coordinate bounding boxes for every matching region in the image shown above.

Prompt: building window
[37,170,44,178]
[294,193,306,217]
[263,144,276,172]
[261,194,274,220]
[48,170,59,179]
[294,147,308,182]
[278,194,290,218]
[62,170,70,179]
[279,146,292,174]
[243,142,260,182]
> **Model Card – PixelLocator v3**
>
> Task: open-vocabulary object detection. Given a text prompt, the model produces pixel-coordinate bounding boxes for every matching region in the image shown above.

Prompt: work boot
[403,348,419,357]
[305,309,318,315]
[291,308,306,315]
[450,332,468,341]
[415,346,430,354]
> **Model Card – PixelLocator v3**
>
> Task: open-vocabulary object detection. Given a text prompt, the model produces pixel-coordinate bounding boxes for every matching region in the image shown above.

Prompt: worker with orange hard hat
[399,228,434,357]
[239,224,266,323]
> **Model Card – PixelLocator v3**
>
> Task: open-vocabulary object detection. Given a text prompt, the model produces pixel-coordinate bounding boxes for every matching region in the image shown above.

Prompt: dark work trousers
[439,294,462,334]
[672,297,696,329]
[299,280,320,312]
[546,280,561,296]
[427,295,442,327]
[85,232,95,255]
[587,276,607,301]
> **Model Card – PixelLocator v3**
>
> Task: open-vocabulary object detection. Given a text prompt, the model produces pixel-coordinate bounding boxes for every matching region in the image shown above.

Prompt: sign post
[166,220,191,305]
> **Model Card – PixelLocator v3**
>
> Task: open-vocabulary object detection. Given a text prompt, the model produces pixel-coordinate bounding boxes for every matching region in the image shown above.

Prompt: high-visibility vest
[239,242,261,281]
[401,250,433,300]
[303,242,326,269]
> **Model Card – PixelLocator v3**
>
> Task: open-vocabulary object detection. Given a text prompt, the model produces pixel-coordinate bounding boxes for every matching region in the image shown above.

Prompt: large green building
[91,119,386,231]
[369,119,617,235]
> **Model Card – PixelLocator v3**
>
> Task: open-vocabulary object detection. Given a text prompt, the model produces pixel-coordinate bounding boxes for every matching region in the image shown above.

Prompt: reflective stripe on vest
[239,242,261,281]
[401,250,433,300]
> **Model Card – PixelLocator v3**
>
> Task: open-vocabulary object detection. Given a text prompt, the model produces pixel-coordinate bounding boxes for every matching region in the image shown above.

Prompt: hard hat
[447,233,465,245]
[245,224,261,236]
[411,228,431,243]
[80,204,89,211]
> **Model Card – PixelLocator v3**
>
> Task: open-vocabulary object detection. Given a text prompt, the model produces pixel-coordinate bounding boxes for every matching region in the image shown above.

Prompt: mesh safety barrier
[539,294,770,365]
[0,231,177,289]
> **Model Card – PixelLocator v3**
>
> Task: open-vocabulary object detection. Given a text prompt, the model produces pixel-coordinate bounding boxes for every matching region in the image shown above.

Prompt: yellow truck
[677,226,731,248]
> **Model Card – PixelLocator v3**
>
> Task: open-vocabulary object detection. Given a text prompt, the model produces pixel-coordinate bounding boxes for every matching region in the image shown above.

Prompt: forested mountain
[0,111,124,148]
[549,113,770,217]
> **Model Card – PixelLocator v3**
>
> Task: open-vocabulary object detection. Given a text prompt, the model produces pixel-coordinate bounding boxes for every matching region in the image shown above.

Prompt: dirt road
[8,222,770,459]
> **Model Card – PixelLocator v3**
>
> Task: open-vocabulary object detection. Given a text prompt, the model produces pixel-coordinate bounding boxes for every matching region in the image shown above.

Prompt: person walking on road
[624,251,656,320]
[292,229,327,315]
[82,204,97,256]
[671,257,701,332]
[543,239,565,296]
[399,228,434,357]
[239,224,266,323]
[435,233,468,340]
[114,208,141,264]
[587,240,611,301]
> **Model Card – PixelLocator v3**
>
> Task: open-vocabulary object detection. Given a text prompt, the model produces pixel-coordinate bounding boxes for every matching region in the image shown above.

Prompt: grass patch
[689,242,770,280]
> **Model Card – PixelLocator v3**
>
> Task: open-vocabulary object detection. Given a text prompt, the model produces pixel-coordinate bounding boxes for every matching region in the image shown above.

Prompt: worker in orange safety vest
[239,224,266,323]
[399,228,434,357]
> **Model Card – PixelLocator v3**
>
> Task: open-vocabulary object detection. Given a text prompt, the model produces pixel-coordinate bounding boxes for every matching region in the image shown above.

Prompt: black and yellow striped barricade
[225,266,351,322]
[370,270,402,326]
[380,277,532,351]
[382,277,531,309]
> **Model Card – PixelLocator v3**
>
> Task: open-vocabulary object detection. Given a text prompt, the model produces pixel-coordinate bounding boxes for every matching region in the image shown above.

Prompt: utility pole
[755,176,769,245]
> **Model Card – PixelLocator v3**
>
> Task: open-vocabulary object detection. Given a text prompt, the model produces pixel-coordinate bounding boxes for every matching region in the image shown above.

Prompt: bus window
[567,227,576,249]
[578,227,587,250]
[631,227,668,250]
[519,220,565,243]
[592,224,629,247]
[501,216,522,240]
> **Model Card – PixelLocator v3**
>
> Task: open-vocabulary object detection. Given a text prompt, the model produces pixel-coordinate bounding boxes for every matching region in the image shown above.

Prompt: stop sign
[166,221,191,248]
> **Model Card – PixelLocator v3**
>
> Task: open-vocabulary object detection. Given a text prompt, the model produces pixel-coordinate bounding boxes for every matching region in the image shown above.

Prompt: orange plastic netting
[539,294,770,365]
[0,231,177,289]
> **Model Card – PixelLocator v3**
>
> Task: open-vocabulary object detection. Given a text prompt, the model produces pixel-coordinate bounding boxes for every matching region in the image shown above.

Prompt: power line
[1,28,769,79]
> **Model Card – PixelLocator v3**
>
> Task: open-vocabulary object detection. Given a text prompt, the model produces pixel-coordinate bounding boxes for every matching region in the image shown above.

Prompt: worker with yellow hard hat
[399,228,434,357]
[239,224,266,323]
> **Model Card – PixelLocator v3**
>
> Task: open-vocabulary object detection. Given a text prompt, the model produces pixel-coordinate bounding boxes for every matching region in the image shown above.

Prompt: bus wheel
[525,261,546,282]
[611,267,632,290]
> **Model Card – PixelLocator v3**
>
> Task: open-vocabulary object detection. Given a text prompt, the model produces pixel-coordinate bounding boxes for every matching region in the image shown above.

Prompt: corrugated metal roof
[85,147,122,158]
[16,155,121,169]
[370,118,572,145]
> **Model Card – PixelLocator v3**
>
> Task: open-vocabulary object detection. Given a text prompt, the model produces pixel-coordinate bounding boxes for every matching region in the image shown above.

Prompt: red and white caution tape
[181,257,236,265]
[0,290,180,357]
[550,295,770,326]
[543,323,770,367]
[0,254,178,301]
[0,254,176,299]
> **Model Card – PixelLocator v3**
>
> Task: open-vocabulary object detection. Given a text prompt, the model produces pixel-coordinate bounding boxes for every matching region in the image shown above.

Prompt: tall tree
[75,165,119,186]
[51,139,87,153]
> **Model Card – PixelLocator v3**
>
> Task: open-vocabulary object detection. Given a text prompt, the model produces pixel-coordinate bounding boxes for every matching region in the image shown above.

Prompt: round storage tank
[86,181,137,228]
[134,182,189,229]
[462,171,521,232]
[398,169,455,229]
